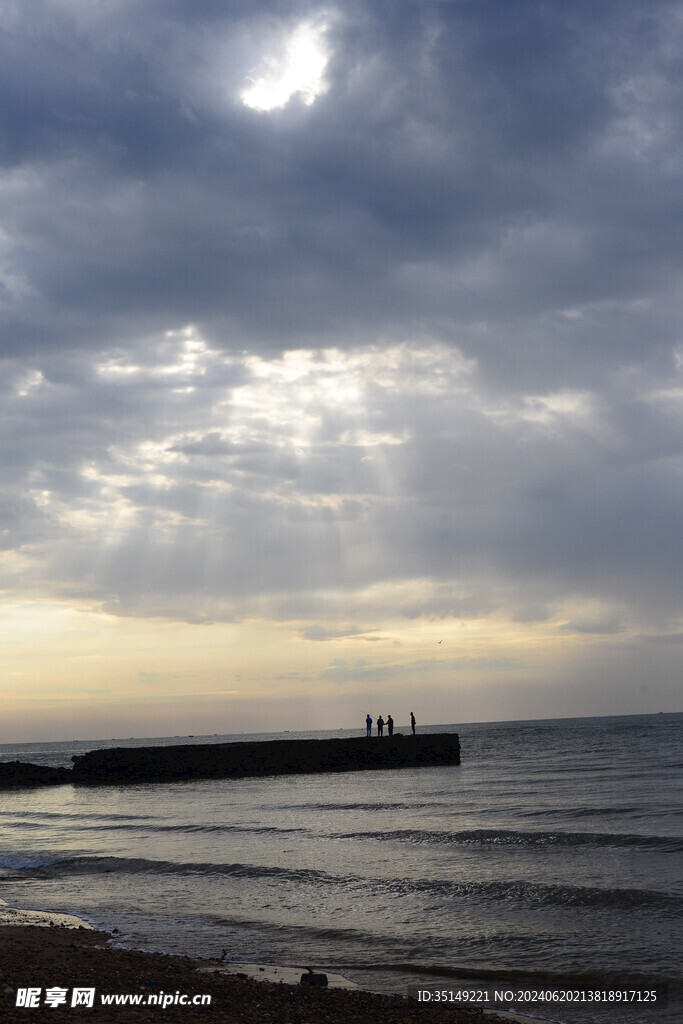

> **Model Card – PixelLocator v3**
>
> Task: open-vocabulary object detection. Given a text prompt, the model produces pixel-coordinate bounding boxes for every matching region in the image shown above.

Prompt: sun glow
[241,18,331,112]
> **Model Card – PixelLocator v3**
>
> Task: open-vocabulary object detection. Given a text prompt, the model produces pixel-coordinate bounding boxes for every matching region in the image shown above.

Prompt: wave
[269,801,419,812]
[7,813,676,852]
[335,959,673,990]
[0,810,157,822]
[415,878,681,912]
[0,851,70,871]
[0,814,310,838]
[26,855,332,887]
[523,805,645,818]
[335,827,683,852]
[9,854,680,912]
[62,822,309,838]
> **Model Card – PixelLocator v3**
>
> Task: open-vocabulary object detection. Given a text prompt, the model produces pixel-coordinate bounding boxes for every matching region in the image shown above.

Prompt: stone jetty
[70,734,460,785]
[0,735,460,789]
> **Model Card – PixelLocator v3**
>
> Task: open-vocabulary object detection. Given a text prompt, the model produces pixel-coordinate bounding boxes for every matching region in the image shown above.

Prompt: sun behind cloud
[241,16,331,111]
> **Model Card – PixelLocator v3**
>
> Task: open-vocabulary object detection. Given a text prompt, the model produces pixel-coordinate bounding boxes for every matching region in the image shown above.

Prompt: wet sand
[0,897,94,930]
[0,921,517,1024]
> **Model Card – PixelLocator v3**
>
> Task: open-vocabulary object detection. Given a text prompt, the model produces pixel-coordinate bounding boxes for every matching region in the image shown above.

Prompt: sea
[1,714,681,1023]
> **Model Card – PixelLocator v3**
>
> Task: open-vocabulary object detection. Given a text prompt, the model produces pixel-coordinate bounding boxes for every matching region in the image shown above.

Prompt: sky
[1,0,682,741]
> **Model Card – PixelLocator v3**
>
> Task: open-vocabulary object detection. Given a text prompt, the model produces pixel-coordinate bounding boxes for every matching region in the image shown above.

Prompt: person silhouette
[410,711,416,735]
[365,714,373,737]
[377,715,384,737]
[387,714,394,737]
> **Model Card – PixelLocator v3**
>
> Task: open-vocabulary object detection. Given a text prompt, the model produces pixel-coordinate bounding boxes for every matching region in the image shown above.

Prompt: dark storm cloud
[1,0,681,376]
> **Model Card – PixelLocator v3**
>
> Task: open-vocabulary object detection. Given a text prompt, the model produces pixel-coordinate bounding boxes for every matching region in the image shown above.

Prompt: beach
[0,920,515,1024]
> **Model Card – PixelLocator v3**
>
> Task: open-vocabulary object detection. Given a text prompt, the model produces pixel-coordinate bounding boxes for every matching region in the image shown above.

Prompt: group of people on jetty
[365,712,416,737]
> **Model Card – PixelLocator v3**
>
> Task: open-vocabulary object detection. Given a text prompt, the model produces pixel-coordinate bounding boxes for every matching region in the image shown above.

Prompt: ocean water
[0,715,680,1023]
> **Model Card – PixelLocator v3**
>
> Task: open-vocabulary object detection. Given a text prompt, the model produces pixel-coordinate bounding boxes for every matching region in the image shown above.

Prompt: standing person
[410,711,416,735]
[377,715,384,737]
[387,714,394,737]
[366,713,373,737]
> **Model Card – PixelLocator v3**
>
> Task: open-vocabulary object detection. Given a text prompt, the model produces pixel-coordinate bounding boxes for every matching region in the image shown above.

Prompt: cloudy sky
[1,0,681,741]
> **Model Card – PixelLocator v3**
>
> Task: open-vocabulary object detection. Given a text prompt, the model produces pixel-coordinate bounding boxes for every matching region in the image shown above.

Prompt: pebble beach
[0,921,514,1024]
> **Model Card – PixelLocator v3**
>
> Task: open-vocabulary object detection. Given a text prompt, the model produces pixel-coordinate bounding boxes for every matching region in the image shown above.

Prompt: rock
[301,970,328,987]
[0,761,72,790]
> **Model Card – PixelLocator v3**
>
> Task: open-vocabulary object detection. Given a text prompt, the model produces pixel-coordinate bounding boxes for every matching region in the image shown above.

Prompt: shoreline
[0,902,534,1024]
[0,897,94,930]
[0,921,525,1024]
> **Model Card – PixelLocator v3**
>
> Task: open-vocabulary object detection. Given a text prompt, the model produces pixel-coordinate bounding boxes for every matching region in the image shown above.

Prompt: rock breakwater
[71,734,461,785]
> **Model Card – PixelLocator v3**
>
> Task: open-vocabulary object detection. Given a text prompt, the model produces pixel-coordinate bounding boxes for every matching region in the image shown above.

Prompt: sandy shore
[0,897,94,930]
[0,918,522,1024]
